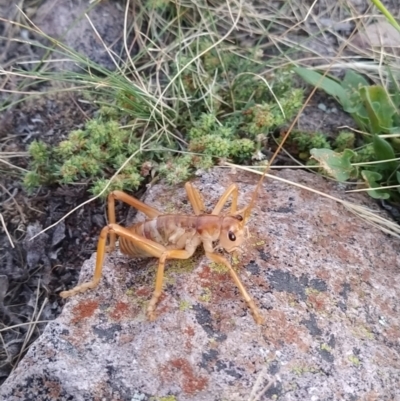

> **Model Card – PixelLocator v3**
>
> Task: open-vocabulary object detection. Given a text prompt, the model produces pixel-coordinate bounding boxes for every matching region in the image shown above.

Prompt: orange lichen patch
[162,358,208,395]
[71,300,99,324]
[135,286,153,298]
[68,326,87,349]
[307,291,328,312]
[44,380,62,399]
[264,310,310,352]
[183,326,194,350]
[373,347,400,369]
[373,296,397,319]
[184,326,195,337]
[383,326,400,343]
[361,270,371,283]
[315,268,331,281]
[333,244,358,264]
[319,211,336,226]
[198,265,211,280]
[109,301,130,321]
[118,333,135,345]
[362,390,381,401]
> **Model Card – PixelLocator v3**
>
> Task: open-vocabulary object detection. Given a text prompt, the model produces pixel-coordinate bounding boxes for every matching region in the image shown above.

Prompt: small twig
[12,280,47,371]
[0,183,26,223]
[0,320,52,333]
[0,213,14,248]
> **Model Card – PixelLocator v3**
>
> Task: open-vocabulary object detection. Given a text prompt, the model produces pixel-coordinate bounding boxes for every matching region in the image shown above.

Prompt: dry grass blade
[225,162,400,239]
[248,365,276,401]
[0,213,14,248]
[11,280,48,372]
[0,321,52,334]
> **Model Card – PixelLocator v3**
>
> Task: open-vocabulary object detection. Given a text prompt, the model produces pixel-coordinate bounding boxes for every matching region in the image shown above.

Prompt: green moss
[305,288,321,296]
[179,300,192,311]
[24,62,304,196]
[353,325,374,340]
[334,131,356,152]
[320,343,332,352]
[150,396,177,401]
[348,355,360,367]
[291,365,320,375]
[167,257,198,275]
[209,262,229,274]
[199,288,212,303]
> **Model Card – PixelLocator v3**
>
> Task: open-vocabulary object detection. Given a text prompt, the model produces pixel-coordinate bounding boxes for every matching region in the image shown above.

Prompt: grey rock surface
[1,169,399,401]
[32,0,132,71]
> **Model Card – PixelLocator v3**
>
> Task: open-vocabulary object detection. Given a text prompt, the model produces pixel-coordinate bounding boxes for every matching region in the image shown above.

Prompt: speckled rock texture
[1,169,399,401]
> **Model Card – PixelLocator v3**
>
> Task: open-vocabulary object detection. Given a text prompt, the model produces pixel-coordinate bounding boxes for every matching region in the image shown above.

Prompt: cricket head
[219,215,247,253]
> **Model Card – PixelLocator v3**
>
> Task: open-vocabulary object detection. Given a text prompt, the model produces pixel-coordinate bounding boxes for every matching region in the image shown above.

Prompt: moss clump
[348,355,360,367]
[199,288,212,303]
[179,300,192,311]
[24,120,143,197]
[24,52,305,196]
[320,343,332,352]
[333,131,356,152]
[209,262,229,274]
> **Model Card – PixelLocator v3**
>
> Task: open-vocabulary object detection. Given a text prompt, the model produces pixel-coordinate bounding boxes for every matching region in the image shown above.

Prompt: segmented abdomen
[119,214,206,257]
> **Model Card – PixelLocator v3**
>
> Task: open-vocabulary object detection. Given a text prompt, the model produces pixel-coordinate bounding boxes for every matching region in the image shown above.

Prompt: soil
[0,0,399,388]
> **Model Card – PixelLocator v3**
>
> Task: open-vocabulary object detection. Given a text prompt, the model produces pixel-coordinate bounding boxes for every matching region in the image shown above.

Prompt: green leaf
[372,134,398,171]
[361,170,390,199]
[397,171,400,184]
[342,70,369,91]
[294,67,352,111]
[359,86,397,133]
[310,148,356,181]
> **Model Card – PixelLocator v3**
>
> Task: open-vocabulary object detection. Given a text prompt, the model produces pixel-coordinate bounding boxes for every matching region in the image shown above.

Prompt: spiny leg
[212,183,239,215]
[184,182,205,215]
[60,223,166,298]
[60,223,196,321]
[147,248,196,321]
[107,190,162,252]
[206,251,263,325]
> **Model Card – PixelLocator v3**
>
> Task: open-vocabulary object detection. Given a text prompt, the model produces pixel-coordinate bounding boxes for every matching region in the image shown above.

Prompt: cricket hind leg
[60,223,165,299]
[60,222,196,321]
[211,183,239,215]
[205,251,263,325]
[184,182,205,215]
[107,190,162,252]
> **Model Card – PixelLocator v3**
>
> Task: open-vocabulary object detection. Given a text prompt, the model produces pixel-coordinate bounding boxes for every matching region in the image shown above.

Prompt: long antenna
[243,128,293,222]
[242,76,330,223]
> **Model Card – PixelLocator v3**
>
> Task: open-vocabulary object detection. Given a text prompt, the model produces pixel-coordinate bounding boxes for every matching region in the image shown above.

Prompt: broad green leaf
[372,134,398,171]
[360,86,397,133]
[387,67,400,108]
[310,148,356,181]
[361,170,390,199]
[351,104,371,133]
[294,67,352,111]
[342,70,369,91]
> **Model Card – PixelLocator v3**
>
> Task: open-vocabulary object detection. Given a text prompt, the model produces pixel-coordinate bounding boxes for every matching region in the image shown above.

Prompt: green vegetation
[294,68,400,201]
[5,0,400,207]
[24,63,303,196]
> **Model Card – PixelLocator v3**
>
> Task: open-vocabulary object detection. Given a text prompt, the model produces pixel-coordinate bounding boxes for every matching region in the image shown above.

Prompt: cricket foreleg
[206,251,264,325]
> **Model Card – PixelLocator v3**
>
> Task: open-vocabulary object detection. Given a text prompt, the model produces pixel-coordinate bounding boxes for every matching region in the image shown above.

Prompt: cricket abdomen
[119,214,222,257]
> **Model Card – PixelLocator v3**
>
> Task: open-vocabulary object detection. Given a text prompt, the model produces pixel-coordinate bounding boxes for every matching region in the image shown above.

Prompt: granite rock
[1,169,399,401]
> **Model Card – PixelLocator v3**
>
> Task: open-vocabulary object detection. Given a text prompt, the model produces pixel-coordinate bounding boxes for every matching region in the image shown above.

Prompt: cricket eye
[235,215,243,221]
[228,231,236,241]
